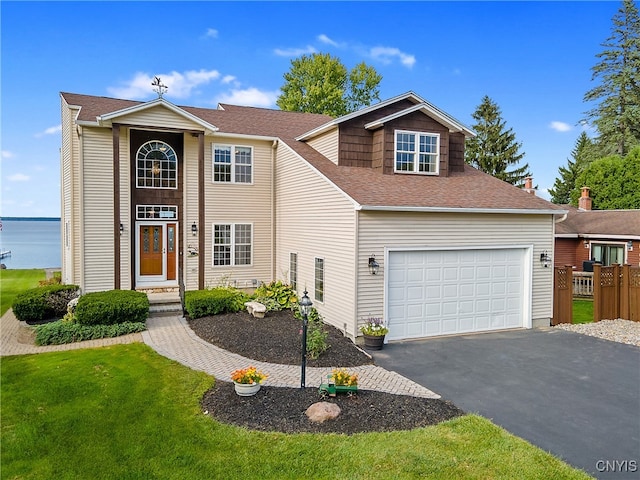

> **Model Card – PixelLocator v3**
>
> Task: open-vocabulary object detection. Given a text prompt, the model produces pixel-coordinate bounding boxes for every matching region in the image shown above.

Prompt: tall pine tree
[549,132,594,204]
[465,95,531,185]
[583,0,640,156]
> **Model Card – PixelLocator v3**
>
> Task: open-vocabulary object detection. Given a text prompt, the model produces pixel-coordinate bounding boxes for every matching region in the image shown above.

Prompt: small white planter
[234,382,261,396]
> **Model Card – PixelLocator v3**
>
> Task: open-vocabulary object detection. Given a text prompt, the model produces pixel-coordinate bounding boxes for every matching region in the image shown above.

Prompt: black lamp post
[299,290,313,388]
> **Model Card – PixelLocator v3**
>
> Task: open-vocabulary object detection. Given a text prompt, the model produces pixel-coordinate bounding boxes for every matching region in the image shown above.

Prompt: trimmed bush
[35,320,146,345]
[75,290,149,326]
[13,284,80,323]
[184,287,250,319]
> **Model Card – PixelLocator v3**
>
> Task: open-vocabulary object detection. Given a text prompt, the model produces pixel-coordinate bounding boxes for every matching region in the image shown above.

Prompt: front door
[137,223,178,286]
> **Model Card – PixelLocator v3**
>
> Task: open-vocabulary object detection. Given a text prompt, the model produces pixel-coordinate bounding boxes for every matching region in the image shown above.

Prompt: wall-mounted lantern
[540,250,552,268]
[584,239,589,248]
[191,222,198,236]
[368,254,380,275]
[628,241,634,251]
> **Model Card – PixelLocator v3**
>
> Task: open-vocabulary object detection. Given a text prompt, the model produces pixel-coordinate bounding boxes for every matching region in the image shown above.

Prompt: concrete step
[147,292,183,317]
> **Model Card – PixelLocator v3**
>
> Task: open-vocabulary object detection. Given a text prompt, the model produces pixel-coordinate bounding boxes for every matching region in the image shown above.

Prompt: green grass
[1,344,592,480]
[0,269,46,316]
[573,299,594,324]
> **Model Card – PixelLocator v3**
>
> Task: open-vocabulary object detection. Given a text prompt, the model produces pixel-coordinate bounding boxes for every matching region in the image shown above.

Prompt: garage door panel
[387,248,526,340]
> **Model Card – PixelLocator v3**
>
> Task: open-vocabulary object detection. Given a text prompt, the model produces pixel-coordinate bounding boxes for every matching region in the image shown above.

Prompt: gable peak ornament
[151,76,168,98]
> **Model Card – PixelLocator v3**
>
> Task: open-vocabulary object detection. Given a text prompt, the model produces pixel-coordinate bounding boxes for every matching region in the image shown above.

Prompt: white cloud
[221,75,237,85]
[108,69,221,100]
[369,47,416,68]
[205,28,218,39]
[215,88,279,108]
[549,121,572,132]
[1,150,14,159]
[8,173,30,182]
[274,46,317,57]
[34,124,62,138]
[317,34,340,47]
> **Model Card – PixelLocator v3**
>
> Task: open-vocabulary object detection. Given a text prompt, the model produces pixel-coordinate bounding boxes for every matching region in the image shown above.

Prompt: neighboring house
[60,91,566,342]
[555,187,640,271]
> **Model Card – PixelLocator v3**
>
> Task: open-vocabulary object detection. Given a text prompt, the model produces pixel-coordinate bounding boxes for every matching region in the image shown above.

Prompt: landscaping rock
[305,402,341,423]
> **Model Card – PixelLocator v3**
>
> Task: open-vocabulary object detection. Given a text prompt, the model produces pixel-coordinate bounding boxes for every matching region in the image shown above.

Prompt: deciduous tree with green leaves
[276,53,382,117]
[583,0,640,156]
[570,146,640,209]
[464,95,531,186]
[549,132,594,204]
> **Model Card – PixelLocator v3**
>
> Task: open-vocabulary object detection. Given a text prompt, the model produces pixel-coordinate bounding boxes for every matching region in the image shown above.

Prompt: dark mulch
[190,309,465,434]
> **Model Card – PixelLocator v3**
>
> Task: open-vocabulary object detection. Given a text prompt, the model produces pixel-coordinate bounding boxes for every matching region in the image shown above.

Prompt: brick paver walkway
[1,310,440,399]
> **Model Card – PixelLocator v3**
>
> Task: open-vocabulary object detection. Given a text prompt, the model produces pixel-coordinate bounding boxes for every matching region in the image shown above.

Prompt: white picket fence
[573,272,594,297]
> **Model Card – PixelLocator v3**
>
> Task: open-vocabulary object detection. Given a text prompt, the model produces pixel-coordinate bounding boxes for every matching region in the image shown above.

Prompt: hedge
[35,320,146,345]
[75,290,149,326]
[13,284,80,323]
[184,287,250,319]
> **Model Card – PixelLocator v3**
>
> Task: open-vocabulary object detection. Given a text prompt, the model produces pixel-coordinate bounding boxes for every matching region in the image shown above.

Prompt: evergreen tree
[549,132,594,204]
[277,53,382,117]
[583,0,640,156]
[465,95,531,185]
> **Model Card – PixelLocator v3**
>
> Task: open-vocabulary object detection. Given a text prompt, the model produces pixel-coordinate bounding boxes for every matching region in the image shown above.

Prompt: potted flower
[359,317,388,350]
[230,366,268,396]
[319,369,358,397]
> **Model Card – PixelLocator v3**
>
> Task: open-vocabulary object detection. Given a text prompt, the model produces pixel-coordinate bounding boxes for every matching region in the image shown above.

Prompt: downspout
[271,139,278,281]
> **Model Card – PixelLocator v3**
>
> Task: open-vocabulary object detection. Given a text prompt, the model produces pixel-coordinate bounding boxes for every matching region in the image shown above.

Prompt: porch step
[147,291,183,317]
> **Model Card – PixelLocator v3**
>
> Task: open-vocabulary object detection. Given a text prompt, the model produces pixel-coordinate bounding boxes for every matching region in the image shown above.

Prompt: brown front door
[140,225,163,276]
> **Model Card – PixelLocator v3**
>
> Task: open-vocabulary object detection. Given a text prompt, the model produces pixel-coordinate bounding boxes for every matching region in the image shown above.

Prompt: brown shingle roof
[555,205,640,237]
[60,92,565,213]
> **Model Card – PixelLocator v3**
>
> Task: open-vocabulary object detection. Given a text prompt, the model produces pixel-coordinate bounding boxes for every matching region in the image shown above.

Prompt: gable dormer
[297,92,473,177]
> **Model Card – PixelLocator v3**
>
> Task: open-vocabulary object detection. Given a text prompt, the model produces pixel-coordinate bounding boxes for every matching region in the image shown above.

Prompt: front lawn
[0,269,46,316]
[1,344,591,479]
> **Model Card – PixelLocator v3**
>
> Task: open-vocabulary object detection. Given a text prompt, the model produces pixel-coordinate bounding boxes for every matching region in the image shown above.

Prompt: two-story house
[60,91,565,341]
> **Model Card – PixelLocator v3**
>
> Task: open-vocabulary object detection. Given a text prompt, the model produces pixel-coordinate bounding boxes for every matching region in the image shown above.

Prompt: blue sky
[1,1,620,217]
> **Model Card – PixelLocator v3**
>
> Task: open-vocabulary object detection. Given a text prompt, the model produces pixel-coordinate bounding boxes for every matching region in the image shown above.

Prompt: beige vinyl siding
[81,128,115,292]
[60,100,77,285]
[117,105,204,131]
[275,144,358,338]
[305,128,339,165]
[118,128,131,289]
[357,211,555,330]
[202,136,274,288]
[183,133,200,290]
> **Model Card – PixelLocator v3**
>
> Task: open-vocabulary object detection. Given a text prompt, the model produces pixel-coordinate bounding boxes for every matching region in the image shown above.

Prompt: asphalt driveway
[372,328,640,479]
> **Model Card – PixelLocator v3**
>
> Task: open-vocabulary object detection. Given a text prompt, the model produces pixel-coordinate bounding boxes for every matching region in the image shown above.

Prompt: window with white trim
[290,253,298,291]
[592,243,625,266]
[213,223,252,266]
[314,257,324,302]
[395,130,439,174]
[213,144,253,183]
[137,140,178,188]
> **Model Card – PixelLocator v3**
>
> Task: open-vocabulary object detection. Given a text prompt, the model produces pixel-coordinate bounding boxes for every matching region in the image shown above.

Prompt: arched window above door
[136,140,177,189]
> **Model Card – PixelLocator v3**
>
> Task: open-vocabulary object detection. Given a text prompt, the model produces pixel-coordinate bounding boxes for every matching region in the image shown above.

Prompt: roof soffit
[364,103,475,137]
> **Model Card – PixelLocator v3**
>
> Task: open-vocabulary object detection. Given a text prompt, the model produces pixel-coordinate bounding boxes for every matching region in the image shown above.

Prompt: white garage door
[387,248,526,340]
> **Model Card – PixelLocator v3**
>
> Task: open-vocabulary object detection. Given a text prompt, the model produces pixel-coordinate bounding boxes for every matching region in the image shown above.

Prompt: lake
[0,218,61,269]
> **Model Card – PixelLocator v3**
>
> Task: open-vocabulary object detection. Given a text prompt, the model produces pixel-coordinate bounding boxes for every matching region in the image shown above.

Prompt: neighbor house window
[137,141,178,189]
[592,243,625,266]
[213,144,253,183]
[213,223,252,266]
[290,253,298,291]
[314,257,324,302]
[394,130,439,174]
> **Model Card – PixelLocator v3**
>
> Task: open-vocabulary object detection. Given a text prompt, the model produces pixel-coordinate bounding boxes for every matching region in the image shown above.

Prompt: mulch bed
[189,309,465,434]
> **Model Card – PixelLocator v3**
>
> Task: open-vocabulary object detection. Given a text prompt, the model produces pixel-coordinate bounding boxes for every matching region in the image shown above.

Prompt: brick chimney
[523,176,536,195]
[578,186,592,211]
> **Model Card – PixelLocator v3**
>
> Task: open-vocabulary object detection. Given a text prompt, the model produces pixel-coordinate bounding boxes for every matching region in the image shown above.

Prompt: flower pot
[363,334,385,350]
[233,382,261,396]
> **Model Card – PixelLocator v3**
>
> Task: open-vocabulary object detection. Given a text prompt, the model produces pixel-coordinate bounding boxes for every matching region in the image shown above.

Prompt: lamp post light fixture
[299,290,313,389]
[368,254,380,275]
[540,250,552,268]
[191,222,198,236]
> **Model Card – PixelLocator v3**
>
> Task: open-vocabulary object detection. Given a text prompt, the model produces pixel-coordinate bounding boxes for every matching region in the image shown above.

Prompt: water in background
[0,218,61,269]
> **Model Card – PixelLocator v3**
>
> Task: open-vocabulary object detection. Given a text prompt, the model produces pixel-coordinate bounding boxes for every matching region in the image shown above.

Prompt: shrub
[13,284,80,323]
[34,320,146,345]
[75,290,149,326]
[185,287,250,319]
[295,306,329,359]
[254,280,298,311]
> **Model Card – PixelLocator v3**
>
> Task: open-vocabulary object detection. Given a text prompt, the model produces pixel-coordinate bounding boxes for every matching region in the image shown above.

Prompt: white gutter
[357,205,568,215]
